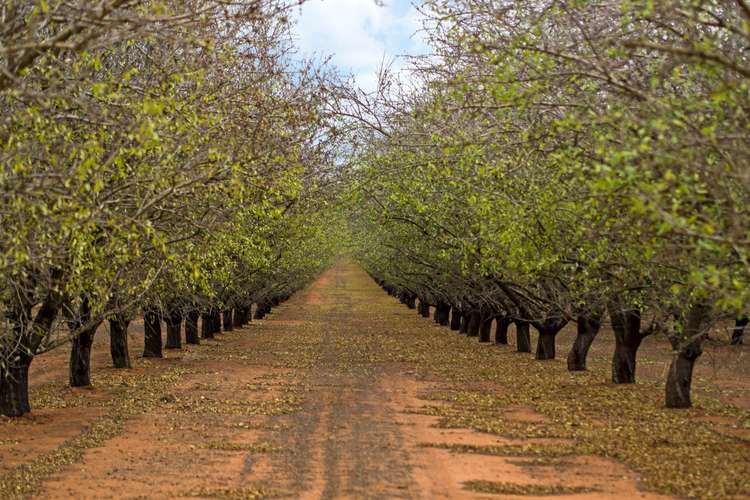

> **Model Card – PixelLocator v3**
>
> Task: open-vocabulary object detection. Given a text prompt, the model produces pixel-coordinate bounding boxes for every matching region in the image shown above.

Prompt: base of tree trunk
[566,315,601,371]
[143,310,163,358]
[535,330,556,360]
[223,309,233,332]
[185,312,200,344]
[0,359,32,417]
[665,352,697,408]
[611,343,638,383]
[450,309,462,331]
[201,313,214,339]
[467,311,480,337]
[109,318,131,369]
[731,317,748,345]
[70,324,99,387]
[515,321,531,352]
[479,315,492,342]
[495,317,511,345]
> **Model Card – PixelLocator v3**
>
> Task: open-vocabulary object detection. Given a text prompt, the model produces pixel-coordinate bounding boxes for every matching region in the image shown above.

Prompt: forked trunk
[450,309,462,331]
[69,321,101,387]
[515,320,531,353]
[533,318,567,360]
[185,311,200,344]
[495,317,511,345]
[567,314,602,371]
[0,356,32,417]
[109,316,131,368]
[143,310,163,358]
[165,312,182,349]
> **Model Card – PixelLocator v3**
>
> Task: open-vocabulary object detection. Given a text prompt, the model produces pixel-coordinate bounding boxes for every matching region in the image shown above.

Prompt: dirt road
[2,262,747,499]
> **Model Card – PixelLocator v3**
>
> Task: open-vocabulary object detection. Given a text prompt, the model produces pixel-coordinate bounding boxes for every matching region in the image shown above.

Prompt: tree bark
[665,303,710,408]
[233,306,245,328]
[419,300,430,318]
[0,356,32,417]
[495,316,511,345]
[467,311,481,337]
[567,314,602,371]
[533,318,567,360]
[436,303,451,326]
[211,309,222,334]
[185,311,200,344]
[406,295,416,309]
[223,309,233,332]
[201,312,214,339]
[731,316,747,345]
[143,309,163,358]
[69,321,101,387]
[109,316,131,368]
[165,311,182,349]
[515,320,531,353]
[450,308,462,331]
[459,313,469,334]
[479,313,492,342]
[609,306,648,384]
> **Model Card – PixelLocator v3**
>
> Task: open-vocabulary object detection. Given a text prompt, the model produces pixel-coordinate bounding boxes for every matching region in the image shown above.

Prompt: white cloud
[292,0,428,92]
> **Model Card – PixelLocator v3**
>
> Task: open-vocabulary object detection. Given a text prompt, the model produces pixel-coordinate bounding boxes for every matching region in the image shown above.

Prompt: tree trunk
[567,314,602,371]
[495,316,511,345]
[535,330,556,360]
[233,306,245,328]
[223,309,233,332]
[406,295,416,309]
[460,313,469,334]
[450,309,462,331]
[69,321,101,387]
[0,356,32,417]
[609,306,647,384]
[143,310,163,358]
[211,309,222,334]
[467,311,481,337]
[419,300,430,318]
[533,318,567,360]
[515,320,531,353]
[109,317,131,368]
[165,311,182,349]
[436,303,451,326]
[202,312,214,339]
[185,311,200,344]
[479,314,492,342]
[731,316,747,345]
[665,303,710,408]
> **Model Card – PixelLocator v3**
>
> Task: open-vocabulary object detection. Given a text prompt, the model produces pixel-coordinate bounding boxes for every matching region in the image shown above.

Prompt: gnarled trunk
[165,311,182,349]
[143,309,163,358]
[185,311,200,344]
[495,316,511,345]
[567,314,602,371]
[0,356,32,417]
[467,311,481,337]
[515,320,531,353]
[450,308,462,331]
[69,321,101,387]
[665,303,711,408]
[223,309,233,332]
[436,303,451,326]
[109,316,131,368]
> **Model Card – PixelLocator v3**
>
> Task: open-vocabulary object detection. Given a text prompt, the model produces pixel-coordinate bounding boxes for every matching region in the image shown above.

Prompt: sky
[291,0,429,92]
